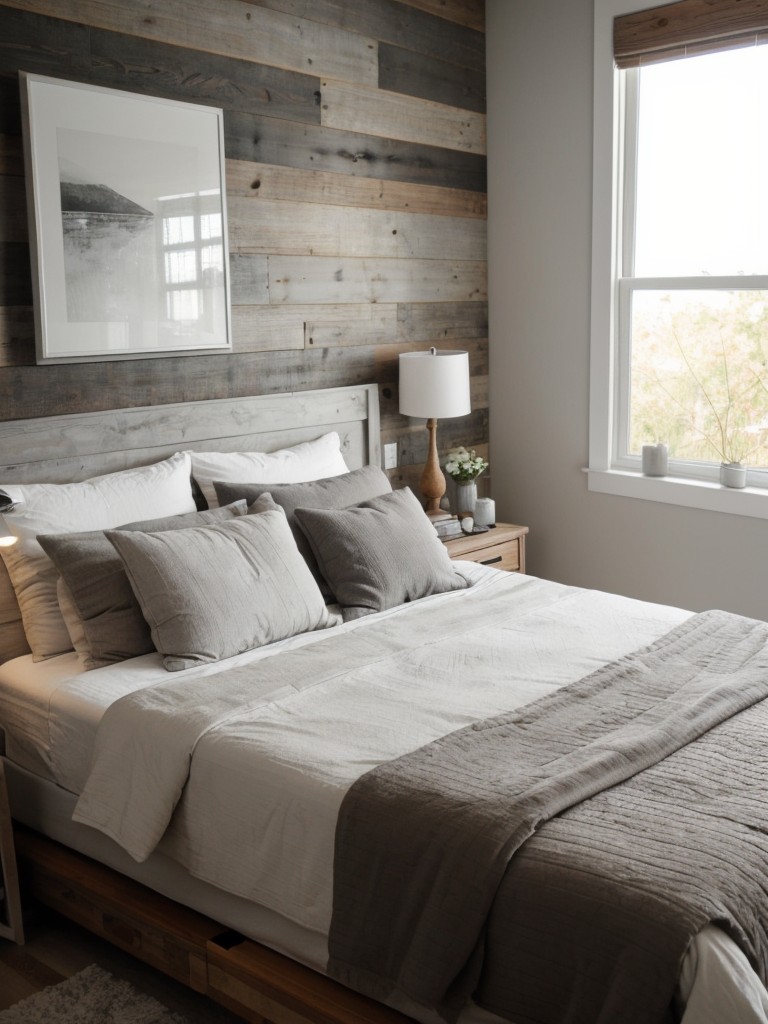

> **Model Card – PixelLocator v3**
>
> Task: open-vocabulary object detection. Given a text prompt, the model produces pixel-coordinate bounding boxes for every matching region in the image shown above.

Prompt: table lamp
[399,347,471,515]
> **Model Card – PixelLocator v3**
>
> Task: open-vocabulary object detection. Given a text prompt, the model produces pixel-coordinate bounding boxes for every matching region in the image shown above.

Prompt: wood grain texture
[0,0,487,484]
[228,196,486,259]
[0,0,379,86]
[226,159,486,218]
[246,0,485,71]
[268,255,487,304]
[321,78,486,154]
[378,41,485,112]
[225,110,487,192]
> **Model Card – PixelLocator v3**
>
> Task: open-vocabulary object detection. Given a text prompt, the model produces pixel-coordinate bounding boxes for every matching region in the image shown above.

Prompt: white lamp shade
[399,349,471,419]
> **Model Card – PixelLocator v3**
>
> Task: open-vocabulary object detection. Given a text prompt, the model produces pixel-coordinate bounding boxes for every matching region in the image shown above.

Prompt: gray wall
[486,0,768,620]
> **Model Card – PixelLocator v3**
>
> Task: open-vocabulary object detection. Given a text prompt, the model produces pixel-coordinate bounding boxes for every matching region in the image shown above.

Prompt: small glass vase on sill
[444,446,489,519]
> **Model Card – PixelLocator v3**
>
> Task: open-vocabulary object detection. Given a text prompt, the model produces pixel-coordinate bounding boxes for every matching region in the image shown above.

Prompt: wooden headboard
[0,384,381,485]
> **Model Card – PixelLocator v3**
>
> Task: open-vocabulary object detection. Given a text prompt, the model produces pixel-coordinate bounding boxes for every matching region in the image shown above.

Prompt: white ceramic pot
[720,462,747,488]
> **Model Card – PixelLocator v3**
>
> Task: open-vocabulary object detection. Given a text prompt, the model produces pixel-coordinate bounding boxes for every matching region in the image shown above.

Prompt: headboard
[0,384,381,484]
[0,384,381,662]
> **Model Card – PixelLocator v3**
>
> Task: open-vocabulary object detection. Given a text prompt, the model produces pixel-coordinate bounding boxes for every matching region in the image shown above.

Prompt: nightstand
[0,759,24,943]
[442,522,528,573]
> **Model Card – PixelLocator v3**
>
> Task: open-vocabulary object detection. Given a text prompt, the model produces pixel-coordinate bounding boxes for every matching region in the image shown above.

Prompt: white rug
[0,963,189,1023]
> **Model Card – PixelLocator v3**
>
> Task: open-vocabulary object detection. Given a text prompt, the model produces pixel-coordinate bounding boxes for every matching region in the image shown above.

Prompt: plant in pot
[443,447,489,517]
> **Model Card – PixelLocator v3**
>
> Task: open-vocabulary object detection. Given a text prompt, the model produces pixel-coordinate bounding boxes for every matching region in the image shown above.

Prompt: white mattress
[2,564,767,1024]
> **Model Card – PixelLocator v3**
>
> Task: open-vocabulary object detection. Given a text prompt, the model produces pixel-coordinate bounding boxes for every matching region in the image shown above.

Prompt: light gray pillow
[38,502,248,670]
[214,465,392,597]
[294,487,469,620]
[106,509,340,672]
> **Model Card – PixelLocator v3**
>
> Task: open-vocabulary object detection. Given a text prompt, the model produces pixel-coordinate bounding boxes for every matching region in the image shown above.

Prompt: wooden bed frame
[1,384,419,1024]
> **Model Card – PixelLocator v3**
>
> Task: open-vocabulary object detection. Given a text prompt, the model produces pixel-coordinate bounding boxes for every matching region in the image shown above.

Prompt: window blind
[614,0,768,68]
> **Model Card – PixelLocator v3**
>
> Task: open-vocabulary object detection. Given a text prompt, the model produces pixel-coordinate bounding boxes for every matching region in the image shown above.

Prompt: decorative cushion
[0,453,197,661]
[190,432,348,508]
[213,465,392,597]
[106,509,340,672]
[38,501,248,670]
[294,487,469,620]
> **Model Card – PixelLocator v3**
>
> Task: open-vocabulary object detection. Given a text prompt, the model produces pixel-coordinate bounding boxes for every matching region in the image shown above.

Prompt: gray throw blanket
[328,609,768,1024]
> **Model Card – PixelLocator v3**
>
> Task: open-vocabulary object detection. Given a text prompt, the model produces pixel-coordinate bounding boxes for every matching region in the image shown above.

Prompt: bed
[0,384,767,1024]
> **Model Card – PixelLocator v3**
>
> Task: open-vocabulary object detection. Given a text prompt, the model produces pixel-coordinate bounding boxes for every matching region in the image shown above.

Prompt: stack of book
[429,511,464,539]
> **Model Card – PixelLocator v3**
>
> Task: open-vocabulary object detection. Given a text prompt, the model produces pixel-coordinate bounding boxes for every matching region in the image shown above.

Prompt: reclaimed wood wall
[0,0,487,487]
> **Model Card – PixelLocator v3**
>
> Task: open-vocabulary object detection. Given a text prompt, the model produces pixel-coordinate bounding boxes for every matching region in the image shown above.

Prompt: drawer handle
[480,555,503,566]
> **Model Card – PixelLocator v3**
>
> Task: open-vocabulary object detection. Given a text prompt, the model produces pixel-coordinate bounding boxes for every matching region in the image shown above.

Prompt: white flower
[443,446,489,482]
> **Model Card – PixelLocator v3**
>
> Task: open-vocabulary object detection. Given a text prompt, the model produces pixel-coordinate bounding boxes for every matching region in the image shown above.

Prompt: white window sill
[586,468,768,520]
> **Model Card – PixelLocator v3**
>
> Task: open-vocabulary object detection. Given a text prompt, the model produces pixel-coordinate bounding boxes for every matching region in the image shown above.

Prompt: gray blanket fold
[328,609,768,1023]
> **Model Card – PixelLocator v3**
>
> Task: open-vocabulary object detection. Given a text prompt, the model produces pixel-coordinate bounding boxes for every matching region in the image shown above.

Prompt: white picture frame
[20,72,232,364]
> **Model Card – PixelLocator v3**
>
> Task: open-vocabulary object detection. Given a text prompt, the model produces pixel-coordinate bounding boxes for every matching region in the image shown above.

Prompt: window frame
[588,0,768,519]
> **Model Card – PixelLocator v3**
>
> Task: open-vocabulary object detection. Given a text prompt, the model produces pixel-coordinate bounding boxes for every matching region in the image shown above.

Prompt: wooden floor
[0,901,245,1021]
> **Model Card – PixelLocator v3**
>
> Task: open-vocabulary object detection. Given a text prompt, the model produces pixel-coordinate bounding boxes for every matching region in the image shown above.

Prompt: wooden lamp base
[420,418,446,516]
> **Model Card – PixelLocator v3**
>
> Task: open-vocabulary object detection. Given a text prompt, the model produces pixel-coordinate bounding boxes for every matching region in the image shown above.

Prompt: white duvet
[2,565,767,1023]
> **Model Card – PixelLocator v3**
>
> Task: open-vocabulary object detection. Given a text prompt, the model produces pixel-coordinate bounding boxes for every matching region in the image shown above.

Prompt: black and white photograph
[21,73,231,363]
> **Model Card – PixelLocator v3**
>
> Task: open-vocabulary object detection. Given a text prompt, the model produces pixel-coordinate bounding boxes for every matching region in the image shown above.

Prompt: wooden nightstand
[0,759,24,943]
[442,522,528,573]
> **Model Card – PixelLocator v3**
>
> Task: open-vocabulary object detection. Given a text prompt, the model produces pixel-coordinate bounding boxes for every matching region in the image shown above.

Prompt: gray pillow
[38,502,248,670]
[294,487,469,620]
[214,465,392,597]
[106,509,340,672]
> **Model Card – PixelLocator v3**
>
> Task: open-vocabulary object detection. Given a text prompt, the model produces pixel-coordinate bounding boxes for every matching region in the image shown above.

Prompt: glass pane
[634,48,768,277]
[163,215,195,246]
[629,290,768,467]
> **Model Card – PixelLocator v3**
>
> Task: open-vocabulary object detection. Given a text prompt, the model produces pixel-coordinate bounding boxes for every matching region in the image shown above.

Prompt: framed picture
[20,73,232,364]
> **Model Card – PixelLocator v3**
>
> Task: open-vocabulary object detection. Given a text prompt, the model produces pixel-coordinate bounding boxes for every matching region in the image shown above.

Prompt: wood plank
[231,306,306,351]
[268,256,486,304]
[396,0,484,33]
[229,255,270,306]
[396,300,487,341]
[225,111,487,193]
[226,160,486,219]
[0,135,23,175]
[228,197,486,260]
[0,80,20,135]
[0,7,91,82]
[0,349,381,421]
[0,243,31,306]
[304,304,398,347]
[245,0,485,71]
[378,42,485,113]
[0,0,378,86]
[321,79,486,155]
[88,26,321,124]
[0,305,35,367]
[0,176,26,243]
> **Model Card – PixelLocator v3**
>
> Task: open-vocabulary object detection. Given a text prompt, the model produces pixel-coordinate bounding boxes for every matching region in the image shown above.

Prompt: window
[589,0,768,517]
[619,48,768,482]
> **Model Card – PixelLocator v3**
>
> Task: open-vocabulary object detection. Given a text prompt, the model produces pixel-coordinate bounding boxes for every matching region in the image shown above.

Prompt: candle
[474,497,496,527]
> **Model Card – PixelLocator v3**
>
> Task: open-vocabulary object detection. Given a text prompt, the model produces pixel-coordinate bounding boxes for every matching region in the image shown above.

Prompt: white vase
[720,462,747,488]
[453,481,477,518]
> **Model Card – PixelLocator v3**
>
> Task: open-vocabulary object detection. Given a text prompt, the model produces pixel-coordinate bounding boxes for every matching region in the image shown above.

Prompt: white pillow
[190,431,348,508]
[0,452,196,661]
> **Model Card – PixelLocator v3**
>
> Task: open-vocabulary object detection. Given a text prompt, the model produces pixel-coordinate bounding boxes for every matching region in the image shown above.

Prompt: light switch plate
[383,443,398,469]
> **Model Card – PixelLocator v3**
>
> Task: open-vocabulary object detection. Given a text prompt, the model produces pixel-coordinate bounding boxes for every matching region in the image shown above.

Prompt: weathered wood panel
[268,256,487,305]
[0,177,26,243]
[228,197,486,260]
[0,0,488,482]
[225,110,487,192]
[321,79,486,154]
[0,0,379,86]
[226,159,486,218]
[248,0,485,71]
[88,27,323,123]
[378,42,485,112]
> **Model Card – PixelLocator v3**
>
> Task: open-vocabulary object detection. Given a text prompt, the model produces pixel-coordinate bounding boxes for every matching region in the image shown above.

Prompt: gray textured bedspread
[328,609,768,1024]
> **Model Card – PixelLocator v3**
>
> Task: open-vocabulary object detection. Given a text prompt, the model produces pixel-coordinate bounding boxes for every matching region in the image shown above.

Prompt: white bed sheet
[2,564,767,1024]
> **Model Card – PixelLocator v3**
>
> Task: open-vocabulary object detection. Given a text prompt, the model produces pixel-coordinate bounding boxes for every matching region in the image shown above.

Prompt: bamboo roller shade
[614,0,768,67]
